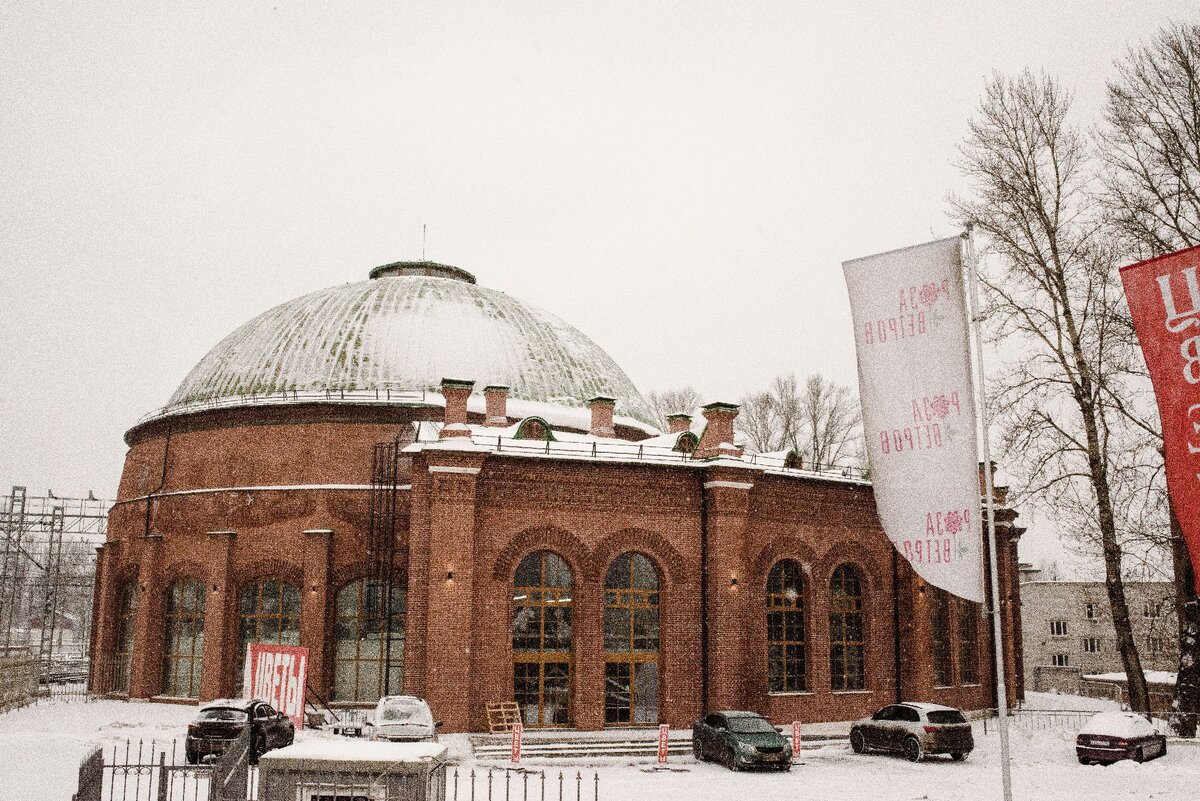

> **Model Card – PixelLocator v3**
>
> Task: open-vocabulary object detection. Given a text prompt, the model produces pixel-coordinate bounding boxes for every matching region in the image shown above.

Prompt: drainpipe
[892,549,902,702]
[699,474,709,714]
[142,422,173,538]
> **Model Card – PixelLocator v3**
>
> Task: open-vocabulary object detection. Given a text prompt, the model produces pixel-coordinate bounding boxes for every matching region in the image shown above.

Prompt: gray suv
[849,702,973,762]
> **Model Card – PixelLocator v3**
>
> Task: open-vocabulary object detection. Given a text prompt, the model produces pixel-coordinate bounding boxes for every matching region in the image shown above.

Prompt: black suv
[185,699,295,764]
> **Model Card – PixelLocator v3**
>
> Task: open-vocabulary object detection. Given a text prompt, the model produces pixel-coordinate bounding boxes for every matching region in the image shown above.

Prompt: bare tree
[1100,22,1200,734]
[736,391,782,453]
[951,70,1152,714]
[799,373,862,467]
[1100,23,1200,259]
[736,373,861,465]
[644,386,703,432]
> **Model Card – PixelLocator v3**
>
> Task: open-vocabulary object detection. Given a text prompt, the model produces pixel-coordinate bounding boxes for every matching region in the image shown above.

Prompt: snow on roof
[156,273,658,429]
[1084,671,1177,685]
[258,739,447,766]
[405,423,870,486]
[899,701,962,712]
[1078,711,1157,738]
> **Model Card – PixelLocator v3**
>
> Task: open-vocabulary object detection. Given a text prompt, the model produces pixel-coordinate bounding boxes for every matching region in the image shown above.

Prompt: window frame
[829,564,866,692]
[766,560,807,694]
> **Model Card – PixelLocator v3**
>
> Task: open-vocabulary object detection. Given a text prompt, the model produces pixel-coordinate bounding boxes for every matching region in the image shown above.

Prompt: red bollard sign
[511,722,522,763]
[658,724,669,763]
[792,720,801,759]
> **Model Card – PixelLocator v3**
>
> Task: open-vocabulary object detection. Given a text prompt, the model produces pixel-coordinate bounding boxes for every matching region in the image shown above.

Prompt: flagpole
[963,225,1013,801]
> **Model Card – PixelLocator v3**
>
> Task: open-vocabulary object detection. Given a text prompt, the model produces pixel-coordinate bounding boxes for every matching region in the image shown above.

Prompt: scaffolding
[0,486,109,668]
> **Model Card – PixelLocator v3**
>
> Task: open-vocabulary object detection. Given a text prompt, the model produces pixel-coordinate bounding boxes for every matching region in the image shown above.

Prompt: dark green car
[692,711,793,771]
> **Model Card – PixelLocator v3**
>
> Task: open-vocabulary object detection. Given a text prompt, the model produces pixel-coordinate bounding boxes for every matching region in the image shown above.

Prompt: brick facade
[92,399,1025,731]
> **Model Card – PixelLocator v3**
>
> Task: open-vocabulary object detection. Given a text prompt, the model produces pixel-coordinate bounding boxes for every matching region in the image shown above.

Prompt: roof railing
[134,387,436,425]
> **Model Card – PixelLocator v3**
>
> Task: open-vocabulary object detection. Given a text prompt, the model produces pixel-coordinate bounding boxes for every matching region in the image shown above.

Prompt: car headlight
[736,741,757,756]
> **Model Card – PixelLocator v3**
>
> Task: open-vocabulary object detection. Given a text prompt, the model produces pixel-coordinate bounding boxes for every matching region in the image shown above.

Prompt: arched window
[604,553,660,725]
[767,560,806,692]
[112,582,137,693]
[512,551,572,727]
[235,578,300,691]
[829,565,865,691]
[931,587,953,687]
[162,579,205,698]
[334,578,406,702]
[957,598,980,684]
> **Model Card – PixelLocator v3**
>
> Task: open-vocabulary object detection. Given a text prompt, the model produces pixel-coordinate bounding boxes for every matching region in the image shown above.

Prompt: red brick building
[90,261,1024,731]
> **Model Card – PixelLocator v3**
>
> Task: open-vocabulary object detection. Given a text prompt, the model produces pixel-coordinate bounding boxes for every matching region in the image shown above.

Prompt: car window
[197,708,248,722]
[897,707,921,722]
[704,714,725,728]
[728,716,777,734]
[378,699,434,726]
[872,706,895,721]
[927,710,967,725]
[254,705,273,720]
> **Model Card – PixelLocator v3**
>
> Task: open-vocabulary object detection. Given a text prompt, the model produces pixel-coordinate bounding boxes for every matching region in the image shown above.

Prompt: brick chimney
[440,378,475,438]
[587,396,616,438]
[666,413,692,434]
[694,402,743,459]
[483,385,509,427]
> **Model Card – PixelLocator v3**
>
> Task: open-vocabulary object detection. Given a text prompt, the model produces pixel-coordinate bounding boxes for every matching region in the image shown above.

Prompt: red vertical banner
[511,722,523,763]
[792,720,801,759]
[1120,245,1200,593]
[242,642,309,729]
[657,724,669,763]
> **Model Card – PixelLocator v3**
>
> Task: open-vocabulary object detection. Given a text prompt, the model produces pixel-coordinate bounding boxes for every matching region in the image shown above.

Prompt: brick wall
[96,406,1023,730]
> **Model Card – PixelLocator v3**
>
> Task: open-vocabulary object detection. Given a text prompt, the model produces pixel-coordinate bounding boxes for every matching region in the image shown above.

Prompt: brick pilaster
[423,450,488,731]
[200,531,236,701]
[129,533,164,699]
[701,468,754,710]
[301,529,333,698]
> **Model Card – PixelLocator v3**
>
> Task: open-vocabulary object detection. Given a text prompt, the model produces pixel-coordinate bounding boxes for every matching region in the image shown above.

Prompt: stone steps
[469,731,847,760]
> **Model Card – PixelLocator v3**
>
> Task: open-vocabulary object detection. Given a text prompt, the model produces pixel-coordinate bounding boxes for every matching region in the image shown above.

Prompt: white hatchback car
[367,695,441,742]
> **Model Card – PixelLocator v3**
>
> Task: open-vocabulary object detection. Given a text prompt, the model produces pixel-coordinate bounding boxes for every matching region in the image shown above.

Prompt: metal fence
[75,738,601,801]
[73,739,214,801]
[445,767,598,801]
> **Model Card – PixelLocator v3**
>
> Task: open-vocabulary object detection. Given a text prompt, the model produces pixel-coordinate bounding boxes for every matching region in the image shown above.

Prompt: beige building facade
[1020,578,1178,680]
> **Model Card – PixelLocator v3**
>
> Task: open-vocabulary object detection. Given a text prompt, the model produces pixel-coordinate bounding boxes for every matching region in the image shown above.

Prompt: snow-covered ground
[0,693,1195,800]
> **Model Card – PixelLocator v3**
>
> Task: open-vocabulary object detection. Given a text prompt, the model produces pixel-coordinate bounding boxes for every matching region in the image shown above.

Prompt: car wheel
[903,736,924,763]
[1077,755,1090,765]
[1134,747,1145,763]
[951,751,968,762]
[850,729,867,754]
[185,747,198,765]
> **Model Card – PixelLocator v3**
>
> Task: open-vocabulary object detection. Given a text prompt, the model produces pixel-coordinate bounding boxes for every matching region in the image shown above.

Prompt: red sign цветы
[1120,245,1200,593]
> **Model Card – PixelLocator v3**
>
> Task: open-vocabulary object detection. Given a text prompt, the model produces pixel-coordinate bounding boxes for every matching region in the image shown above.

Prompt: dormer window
[514,417,555,441]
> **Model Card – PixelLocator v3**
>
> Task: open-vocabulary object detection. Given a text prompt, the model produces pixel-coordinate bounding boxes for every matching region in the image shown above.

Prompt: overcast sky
[3,1,1197,570]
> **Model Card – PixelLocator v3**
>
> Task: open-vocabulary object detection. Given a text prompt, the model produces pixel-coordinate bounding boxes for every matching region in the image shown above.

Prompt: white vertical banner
[843,236,983,602]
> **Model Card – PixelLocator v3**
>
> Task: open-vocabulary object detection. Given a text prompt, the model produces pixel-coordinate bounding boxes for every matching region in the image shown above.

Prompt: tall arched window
[162,579,205,698]
[957,598,980,684]
[931,587,953,687]
[767,560,806,692]
[512,551,572,727]
[604,553,660,725]
[112,582,137,693]
[334,578,406,702]
[829,565,865,691]
[235,578,300,691]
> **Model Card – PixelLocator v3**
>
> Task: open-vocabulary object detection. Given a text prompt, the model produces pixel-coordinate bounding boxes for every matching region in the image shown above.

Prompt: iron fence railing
[976,707,1200,736]
[463,432,868,480]
[75,737,603,801]
[136,389,437,425]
